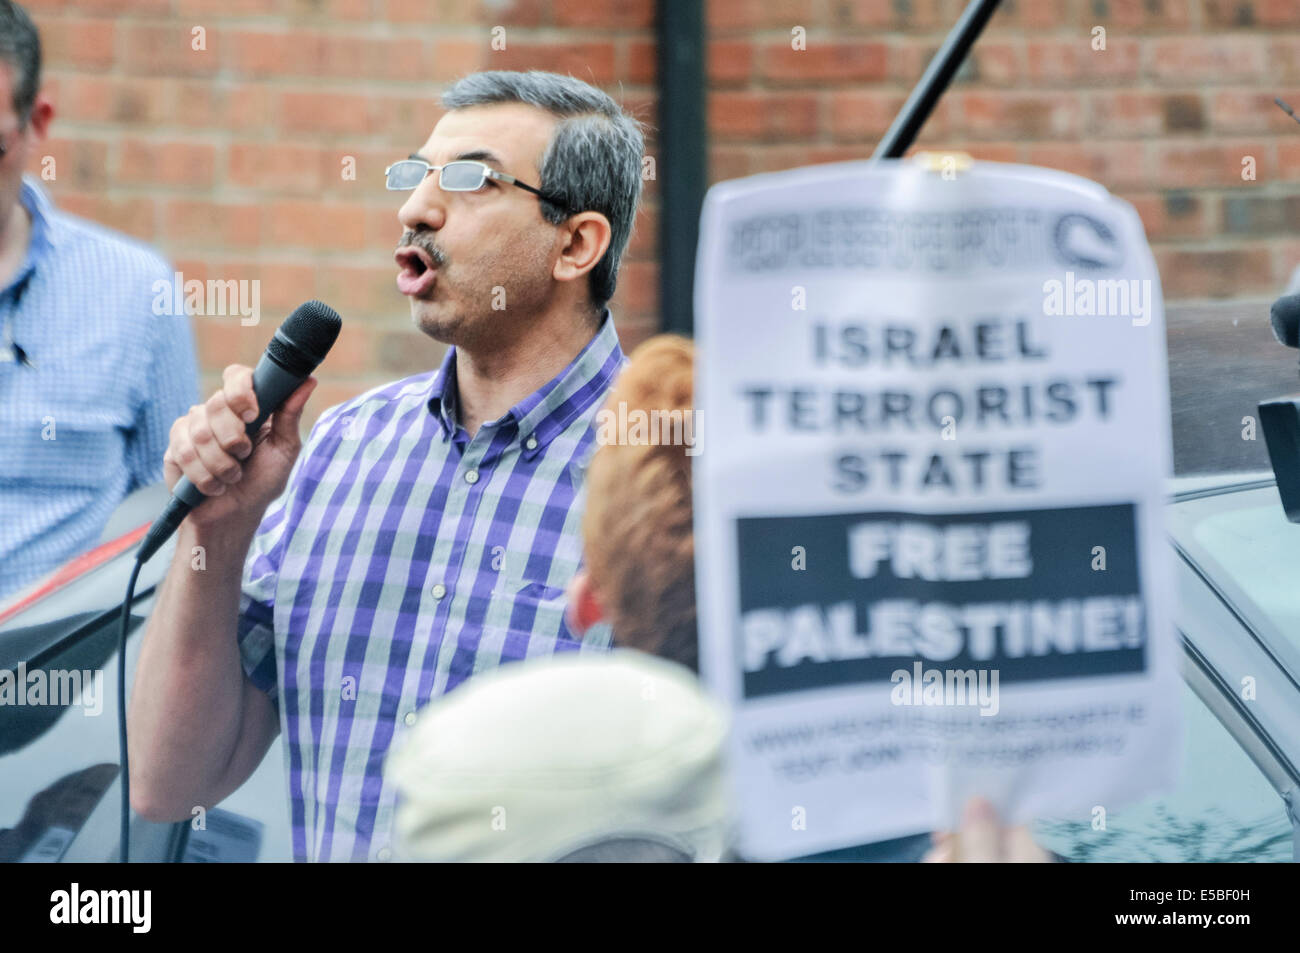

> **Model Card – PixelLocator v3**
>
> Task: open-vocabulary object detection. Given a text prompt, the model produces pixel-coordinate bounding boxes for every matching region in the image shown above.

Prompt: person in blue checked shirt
[130,71,644,862]
[0,0,198,601]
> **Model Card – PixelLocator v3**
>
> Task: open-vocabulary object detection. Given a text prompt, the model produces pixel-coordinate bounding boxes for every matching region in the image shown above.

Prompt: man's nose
[397,176,447,233]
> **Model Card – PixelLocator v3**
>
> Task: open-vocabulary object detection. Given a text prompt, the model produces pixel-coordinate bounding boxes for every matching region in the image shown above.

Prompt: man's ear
[26,93,53,141]
[552,211,612,286]
[565,569,607,635]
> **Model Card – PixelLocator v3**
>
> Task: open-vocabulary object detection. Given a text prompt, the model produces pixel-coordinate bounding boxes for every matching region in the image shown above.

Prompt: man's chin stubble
[411,300,460,345]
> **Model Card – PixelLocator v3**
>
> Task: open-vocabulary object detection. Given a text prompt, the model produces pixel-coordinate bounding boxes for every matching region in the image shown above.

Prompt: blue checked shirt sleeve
[125,265,198,493]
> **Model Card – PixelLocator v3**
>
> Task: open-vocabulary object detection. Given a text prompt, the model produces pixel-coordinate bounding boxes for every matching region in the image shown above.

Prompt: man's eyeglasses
[384,157,573,213]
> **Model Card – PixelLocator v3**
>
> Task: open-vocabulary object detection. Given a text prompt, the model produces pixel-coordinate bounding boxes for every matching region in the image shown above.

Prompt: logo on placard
[1052,213,1122,270]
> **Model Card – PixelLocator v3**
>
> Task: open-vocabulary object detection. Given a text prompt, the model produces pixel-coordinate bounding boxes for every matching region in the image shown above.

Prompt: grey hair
[441,70,645,313]
[0,0,40,123]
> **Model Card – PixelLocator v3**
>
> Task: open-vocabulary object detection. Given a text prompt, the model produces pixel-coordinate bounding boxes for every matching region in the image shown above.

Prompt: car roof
[1168,469,1275,500]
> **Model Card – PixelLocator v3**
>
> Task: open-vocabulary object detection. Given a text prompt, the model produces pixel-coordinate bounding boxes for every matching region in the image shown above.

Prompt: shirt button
[403,711,417,727]
[431,583,447,599]
[376,847,392,862]
[465,469,479,484]
[524,435,538,451]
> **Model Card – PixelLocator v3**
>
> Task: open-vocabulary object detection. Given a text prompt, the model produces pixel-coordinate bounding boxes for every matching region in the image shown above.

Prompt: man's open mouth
[396,246,438,297]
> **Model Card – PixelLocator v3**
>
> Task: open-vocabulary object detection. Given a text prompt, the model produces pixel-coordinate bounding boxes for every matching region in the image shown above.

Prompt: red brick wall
[709,0,1300,310]
[22,0,1300,429]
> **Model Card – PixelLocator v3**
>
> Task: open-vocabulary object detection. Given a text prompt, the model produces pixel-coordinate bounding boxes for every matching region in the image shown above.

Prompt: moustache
[398,231,448,268]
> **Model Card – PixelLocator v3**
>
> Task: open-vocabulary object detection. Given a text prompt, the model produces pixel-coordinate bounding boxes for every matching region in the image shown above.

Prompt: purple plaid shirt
[236,312,623,861]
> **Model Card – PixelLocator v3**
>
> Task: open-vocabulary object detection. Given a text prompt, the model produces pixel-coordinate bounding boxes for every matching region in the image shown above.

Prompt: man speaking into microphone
[128,71,642,862]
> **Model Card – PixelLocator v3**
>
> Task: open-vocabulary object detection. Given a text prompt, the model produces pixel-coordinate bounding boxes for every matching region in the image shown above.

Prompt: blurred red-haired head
[574,334,698,670]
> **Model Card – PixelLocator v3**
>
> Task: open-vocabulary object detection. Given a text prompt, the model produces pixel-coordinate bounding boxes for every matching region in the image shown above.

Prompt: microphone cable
[117,556,146,863]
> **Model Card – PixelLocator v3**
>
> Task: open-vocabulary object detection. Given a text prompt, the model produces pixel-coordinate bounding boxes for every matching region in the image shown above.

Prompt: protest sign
[694,158,1181,861]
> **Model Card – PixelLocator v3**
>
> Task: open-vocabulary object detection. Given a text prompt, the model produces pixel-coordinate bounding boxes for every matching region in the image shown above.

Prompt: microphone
[1269,293,1300,349]
[135,300,342,564]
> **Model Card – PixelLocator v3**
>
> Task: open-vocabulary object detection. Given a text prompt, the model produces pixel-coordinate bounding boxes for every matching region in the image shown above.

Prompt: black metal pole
[873,0,1002,160]
[656,0,706,336]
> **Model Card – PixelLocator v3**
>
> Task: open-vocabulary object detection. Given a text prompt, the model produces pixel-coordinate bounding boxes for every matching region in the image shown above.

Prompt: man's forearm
[127,516,269,819]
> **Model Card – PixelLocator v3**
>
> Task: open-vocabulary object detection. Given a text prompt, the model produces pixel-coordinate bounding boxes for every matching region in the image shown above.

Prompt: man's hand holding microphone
[161,364,317,532]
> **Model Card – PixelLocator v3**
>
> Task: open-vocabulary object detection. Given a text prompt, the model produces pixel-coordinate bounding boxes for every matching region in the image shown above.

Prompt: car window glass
[0,619,127,862]
[1188,496,1300,664]
[1033,680,1294,862]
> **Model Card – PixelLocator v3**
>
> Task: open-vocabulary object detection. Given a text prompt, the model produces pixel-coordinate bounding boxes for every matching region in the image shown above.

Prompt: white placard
[694,159,1182,861]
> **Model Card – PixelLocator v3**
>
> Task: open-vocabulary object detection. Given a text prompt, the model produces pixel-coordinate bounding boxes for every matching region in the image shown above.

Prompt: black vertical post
[656,0,706,337]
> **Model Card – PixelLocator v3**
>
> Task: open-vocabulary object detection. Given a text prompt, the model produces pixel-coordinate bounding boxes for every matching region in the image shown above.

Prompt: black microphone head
[1270,293,1300,349]
[269,300,342,373]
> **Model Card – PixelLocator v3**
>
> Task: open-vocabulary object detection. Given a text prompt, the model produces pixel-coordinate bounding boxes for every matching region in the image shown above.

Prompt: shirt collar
[427,347,462,439]
[19,174,58,257]
[1,177,57,302]
[426,308,624,457]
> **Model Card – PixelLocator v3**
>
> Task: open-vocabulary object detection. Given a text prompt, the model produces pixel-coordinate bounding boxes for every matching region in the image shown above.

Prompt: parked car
[2,473,1298,862]
[1036,471,1300,862]
[0,483,290,862]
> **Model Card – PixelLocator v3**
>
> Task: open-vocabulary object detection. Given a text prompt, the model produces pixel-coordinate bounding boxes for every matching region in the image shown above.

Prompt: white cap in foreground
[385,650,732,862]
